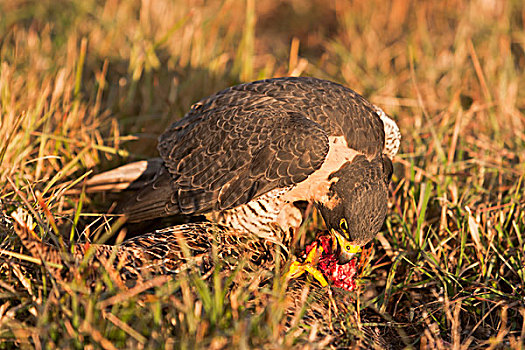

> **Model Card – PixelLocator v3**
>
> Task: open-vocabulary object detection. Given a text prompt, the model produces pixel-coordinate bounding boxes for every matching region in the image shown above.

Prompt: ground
[0,0,524,348]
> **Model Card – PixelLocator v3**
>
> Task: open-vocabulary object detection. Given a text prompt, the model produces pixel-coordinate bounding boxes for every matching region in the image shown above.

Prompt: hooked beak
[330,229,362,265]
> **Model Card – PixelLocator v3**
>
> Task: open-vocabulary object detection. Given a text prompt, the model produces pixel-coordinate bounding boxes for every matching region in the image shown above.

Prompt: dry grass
[1,0,525,348]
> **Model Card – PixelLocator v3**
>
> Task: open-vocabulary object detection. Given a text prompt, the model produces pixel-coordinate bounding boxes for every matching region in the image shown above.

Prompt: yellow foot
[286,242,329,287]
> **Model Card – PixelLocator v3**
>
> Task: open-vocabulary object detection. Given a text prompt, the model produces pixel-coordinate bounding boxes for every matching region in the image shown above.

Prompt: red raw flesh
[303,234,357,292]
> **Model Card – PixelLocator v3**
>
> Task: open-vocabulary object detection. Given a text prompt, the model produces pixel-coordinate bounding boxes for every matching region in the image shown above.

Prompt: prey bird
[8,209,353,289]
[7,210,398,348]
[85,77,401,285]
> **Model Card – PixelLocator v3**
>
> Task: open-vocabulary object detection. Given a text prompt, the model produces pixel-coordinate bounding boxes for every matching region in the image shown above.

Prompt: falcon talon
[303,264,329,287]
[287,260,306,279]
[285,242,328,286]
[286,260,329,287]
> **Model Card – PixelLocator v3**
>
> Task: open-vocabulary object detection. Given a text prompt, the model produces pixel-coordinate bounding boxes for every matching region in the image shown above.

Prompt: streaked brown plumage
[8,210,284,284]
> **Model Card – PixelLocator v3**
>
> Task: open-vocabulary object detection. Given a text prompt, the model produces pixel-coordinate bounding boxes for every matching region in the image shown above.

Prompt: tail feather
[116,167,176,222]
[68,157,179,222]
[81,158,163,192]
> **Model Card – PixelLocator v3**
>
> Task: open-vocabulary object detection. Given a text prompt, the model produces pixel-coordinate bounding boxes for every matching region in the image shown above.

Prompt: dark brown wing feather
[120,77,386,221]
[121,110,329,221]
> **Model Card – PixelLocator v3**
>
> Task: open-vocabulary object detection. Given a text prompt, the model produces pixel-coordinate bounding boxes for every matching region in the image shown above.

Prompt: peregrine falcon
[86,77,400,270]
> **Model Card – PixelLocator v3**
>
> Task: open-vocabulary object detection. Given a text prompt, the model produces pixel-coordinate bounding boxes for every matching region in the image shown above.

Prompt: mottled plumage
[9,210,282,283]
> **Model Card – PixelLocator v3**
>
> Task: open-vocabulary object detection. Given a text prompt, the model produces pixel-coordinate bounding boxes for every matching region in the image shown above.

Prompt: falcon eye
[339,218,348,231]
[345,245,351,251]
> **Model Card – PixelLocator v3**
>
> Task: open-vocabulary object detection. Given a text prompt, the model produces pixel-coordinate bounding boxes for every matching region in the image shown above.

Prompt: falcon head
[316,154,392,264]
